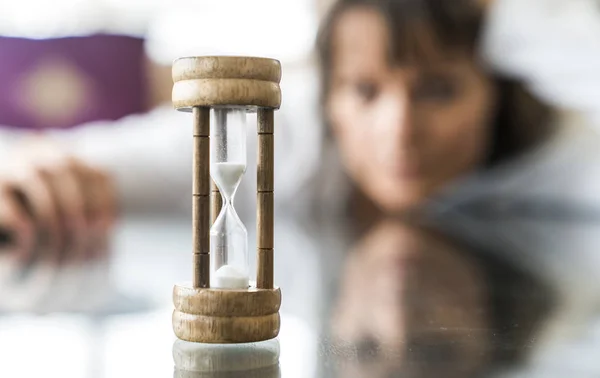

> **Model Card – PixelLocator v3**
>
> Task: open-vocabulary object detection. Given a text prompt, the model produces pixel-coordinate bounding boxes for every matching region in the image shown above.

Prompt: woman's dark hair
[316,0,553,165]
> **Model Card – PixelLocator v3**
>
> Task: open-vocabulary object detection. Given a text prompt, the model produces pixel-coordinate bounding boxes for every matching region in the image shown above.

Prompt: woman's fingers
[0,183,35,263]
[92,169,118,234]
[38,158,89,261]
[15,168,63,263]
[73,161,117,229]
[3,136,117,264]
[92,169,118,259]
[70,160,117,259]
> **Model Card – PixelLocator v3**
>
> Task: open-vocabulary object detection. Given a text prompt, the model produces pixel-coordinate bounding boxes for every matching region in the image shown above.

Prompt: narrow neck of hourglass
[219,183,239,208]
[222,194,234,208]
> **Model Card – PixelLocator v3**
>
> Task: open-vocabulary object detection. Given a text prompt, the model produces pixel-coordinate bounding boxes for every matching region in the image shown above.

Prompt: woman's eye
[412,77,458,102]
[354,81,380,102]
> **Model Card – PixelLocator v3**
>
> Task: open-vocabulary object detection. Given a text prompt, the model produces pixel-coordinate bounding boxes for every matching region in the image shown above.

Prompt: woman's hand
[0,136,117,264]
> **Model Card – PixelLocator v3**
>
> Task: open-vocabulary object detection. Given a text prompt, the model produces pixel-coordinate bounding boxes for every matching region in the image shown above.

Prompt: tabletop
[1,210,599,378]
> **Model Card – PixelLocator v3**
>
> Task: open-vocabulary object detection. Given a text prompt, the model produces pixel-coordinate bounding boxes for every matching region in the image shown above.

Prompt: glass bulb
[209,108,249,289]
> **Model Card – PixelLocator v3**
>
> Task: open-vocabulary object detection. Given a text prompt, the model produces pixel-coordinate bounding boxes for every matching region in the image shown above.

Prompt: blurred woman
[315,0,600,228]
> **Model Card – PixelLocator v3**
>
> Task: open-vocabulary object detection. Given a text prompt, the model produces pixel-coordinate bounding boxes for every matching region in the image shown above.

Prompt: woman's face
[327,8,496,212]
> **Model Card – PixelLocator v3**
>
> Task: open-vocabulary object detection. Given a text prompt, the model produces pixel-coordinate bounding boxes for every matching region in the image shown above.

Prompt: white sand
[212,162,246,199]
[212,264,249,289]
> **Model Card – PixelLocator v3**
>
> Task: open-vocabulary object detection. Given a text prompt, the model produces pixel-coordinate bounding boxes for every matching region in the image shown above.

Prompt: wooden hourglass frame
[171,56,281,343]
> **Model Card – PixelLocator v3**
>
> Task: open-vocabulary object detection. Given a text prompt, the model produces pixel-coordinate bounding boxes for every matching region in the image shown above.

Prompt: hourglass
[171,56,281,343]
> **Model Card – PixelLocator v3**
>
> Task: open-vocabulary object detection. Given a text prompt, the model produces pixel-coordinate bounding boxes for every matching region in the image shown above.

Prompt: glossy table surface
[1,210,599,378]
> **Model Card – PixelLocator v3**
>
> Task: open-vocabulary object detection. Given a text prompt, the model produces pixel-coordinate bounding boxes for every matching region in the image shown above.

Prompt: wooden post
[211,180,224,268]
[211,181,222,224]
[256,108,274,289]
[193,107,211,288]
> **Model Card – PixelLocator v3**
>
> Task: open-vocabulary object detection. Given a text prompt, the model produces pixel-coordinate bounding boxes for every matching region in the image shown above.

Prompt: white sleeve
[51,105,194,216]
[0,107,193,216]
[0,128,24,165]
[481,0,600,123]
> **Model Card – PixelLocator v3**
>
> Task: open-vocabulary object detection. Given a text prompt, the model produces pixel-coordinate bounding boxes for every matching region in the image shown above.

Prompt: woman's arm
[51,105,193,217]
[0,105,190,265]
[0,62,321,264]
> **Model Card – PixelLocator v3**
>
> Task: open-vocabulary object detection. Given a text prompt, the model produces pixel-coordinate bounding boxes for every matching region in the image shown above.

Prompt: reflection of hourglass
[210,108,249,289]
[171,56,282,343]
[173,339,281,378]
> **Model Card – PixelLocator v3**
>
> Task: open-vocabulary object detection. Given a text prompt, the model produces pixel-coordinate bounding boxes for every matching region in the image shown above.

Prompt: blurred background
[0,0,319,129]
[1,0,600,377]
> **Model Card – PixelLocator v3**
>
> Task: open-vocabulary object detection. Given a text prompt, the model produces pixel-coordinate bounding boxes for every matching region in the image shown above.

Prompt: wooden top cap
[172,56,282,110]
[172,56,281,84]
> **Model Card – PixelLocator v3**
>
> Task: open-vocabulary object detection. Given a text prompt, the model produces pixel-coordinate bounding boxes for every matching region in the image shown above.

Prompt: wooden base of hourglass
[172,284,281,343]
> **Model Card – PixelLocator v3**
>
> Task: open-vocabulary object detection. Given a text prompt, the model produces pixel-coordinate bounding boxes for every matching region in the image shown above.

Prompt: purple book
[0,34,146,130]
